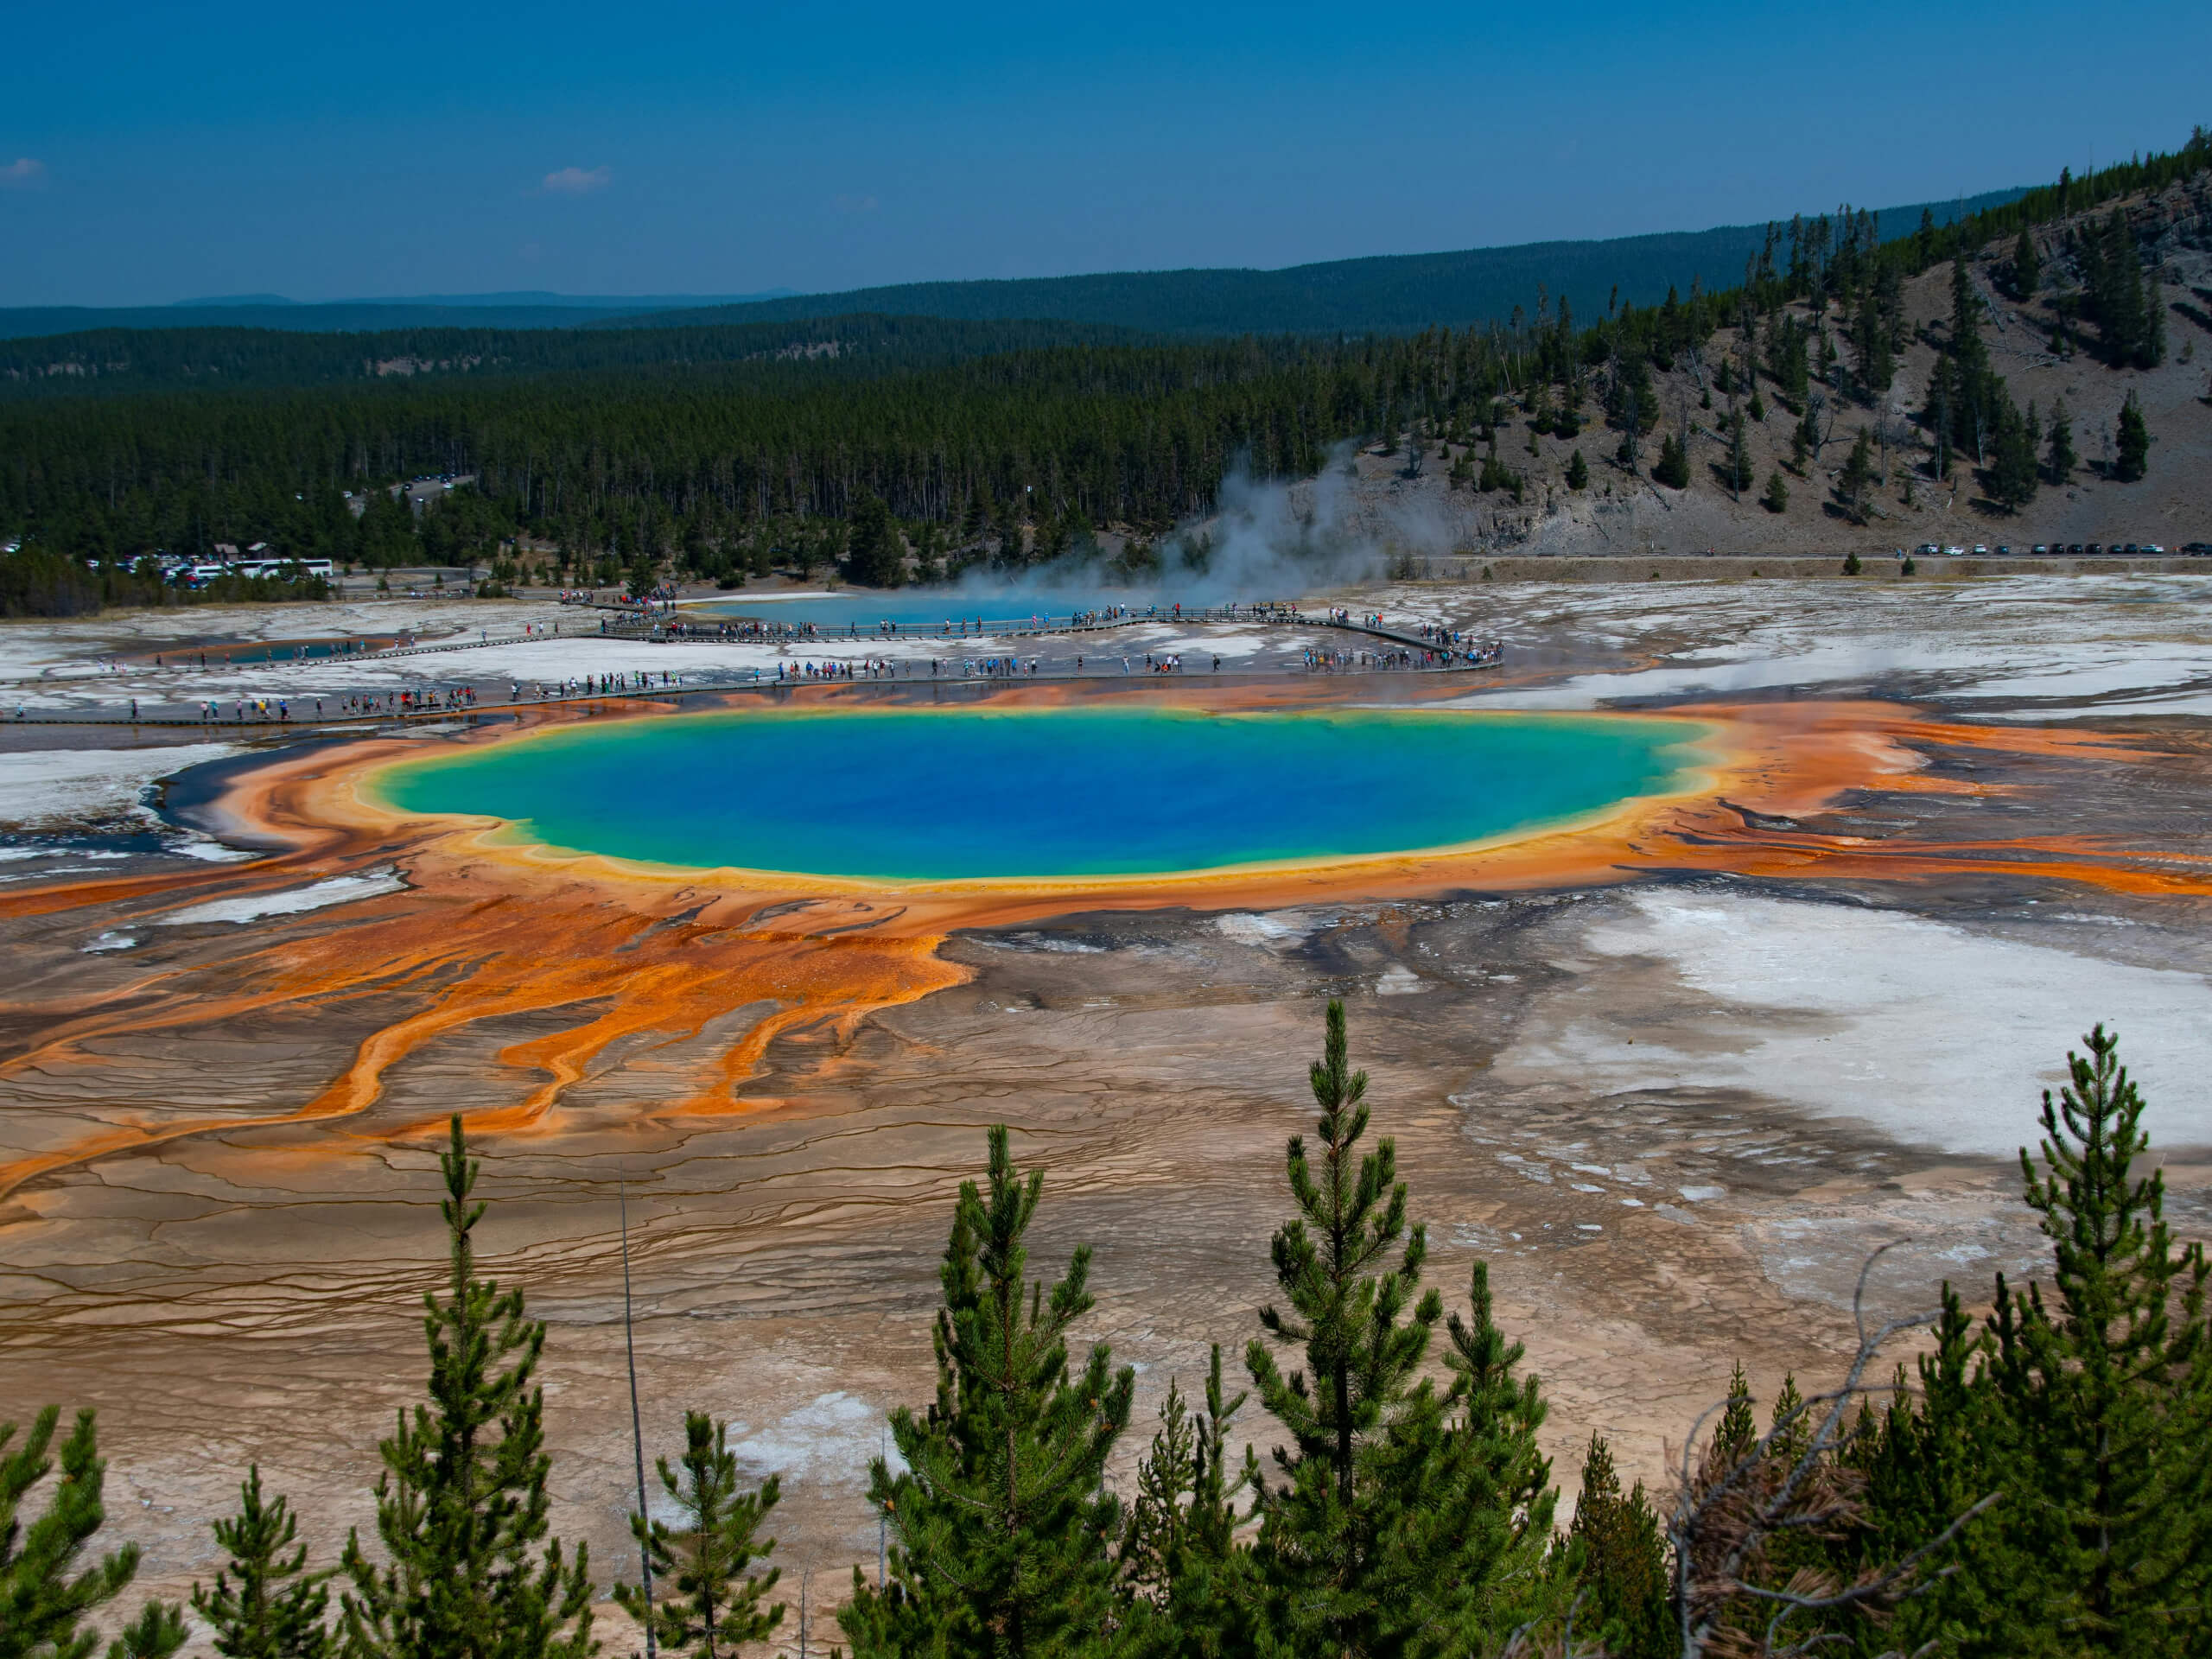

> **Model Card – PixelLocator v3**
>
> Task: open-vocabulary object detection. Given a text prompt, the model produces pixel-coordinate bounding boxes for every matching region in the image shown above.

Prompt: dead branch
[1668,1244,1998,1659]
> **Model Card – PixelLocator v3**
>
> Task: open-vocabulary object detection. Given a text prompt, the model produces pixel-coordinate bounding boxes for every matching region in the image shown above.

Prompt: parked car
[2086,543,2103,555]
[2182,543,2212,555]
[1915,543,1940,556]
[2068,543,2085,555]
[1945,545,1966,556]
[1995,545,2012,556]
[2121,543,2139,555]
[2143,544,2164,555]
[2032,544,2050,554]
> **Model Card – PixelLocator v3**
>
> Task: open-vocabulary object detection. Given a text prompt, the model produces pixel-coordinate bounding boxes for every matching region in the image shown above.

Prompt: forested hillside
[1,132,2203,599]
[620,188,2028,339]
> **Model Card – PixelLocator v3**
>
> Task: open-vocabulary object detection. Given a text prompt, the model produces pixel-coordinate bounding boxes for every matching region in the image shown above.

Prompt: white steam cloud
[940,445,1463,607]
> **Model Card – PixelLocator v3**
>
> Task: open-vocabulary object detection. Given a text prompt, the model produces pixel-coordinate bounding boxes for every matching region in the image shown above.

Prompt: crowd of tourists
[659,617,821,642]
[774,659,899,682]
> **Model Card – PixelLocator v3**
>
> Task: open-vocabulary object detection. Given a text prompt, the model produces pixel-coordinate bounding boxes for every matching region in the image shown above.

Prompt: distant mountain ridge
[2,192,2024,344]
[590,188,2029,338]
[171,289,799,310]
[0,290,800,341]
[0,302,646,340]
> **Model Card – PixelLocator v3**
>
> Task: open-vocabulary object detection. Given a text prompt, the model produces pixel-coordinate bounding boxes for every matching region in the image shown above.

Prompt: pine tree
[2012,227,2042,297]
[1761,1373,1838,1599]
[1979,1025,2211,1652]
[192,1467,332,1659]
[1419,1262,1567,1648]
[2115,391,2151,481]
[2047,397,2076,482]
[843,493,902,588]
[1118,1347,1254,1659]
[1570,1435,1669,1659]
[1607,356,1656,471]
[1725,410,1752,499]
[2084,212,2150,367]
[1925,355,1955,480]
[1245,1001,1566,1656]
[0,1408,147,1659]
[339,1116,595,1659]
[1849,283,1902,396]
[844,1125,1135,1659]
[1761,470,1789,514]
[1245,999,1441,1655]
[615,1414,780,1659]
[2141,266,2166,367]
[1845,1292,2008,1656]
[1713,1363,1757,1469]
[1877,257,1906,360]
[1836,428,1877,523]
[1565,449,1588,490]
[1652,431,1690,489]
[1988,393,2039,512]
[1950,257,1987,377]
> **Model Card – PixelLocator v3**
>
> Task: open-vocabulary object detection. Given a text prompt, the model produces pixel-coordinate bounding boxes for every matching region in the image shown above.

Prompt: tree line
[8,1009,2207,1658]
[0,315,1157,397]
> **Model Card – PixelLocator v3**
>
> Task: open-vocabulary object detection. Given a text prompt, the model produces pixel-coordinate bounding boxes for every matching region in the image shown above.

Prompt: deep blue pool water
[373,705,1708,881]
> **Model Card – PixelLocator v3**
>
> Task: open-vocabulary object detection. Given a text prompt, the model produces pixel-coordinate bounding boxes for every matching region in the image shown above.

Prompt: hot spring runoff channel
[373,706,1711,882]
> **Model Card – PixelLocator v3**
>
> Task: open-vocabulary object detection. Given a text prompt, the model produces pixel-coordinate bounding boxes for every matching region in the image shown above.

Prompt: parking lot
[1912,540,2209,557]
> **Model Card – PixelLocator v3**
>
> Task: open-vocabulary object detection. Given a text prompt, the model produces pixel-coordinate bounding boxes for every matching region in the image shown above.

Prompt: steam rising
[935,445,1465,606]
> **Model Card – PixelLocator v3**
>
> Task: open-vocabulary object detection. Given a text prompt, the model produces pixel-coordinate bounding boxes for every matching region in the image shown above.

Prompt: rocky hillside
[1319,174,2212,560]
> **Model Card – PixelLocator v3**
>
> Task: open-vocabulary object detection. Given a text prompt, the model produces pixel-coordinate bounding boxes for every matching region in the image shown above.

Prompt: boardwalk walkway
[5,608,1497,730]
[602,601,1493,663]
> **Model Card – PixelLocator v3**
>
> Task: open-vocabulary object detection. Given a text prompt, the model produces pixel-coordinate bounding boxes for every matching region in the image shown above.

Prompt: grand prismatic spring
[370,705,1713,880]
[14,22,2212,1644]
[5,575,2212,1630]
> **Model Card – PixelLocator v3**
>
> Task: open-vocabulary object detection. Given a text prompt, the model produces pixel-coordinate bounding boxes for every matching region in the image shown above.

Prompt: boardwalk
[3,607,1497,730]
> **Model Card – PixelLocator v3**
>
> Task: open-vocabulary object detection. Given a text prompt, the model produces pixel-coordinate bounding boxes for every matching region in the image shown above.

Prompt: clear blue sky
[2,1,2202,307]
